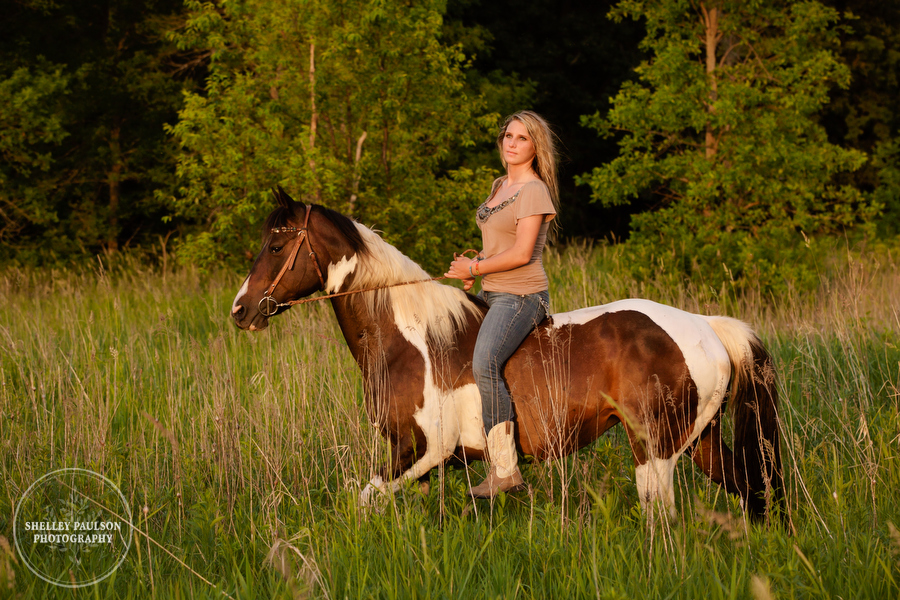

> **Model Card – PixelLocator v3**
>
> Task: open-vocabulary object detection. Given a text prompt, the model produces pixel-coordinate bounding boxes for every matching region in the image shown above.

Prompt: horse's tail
[705,316,785,523]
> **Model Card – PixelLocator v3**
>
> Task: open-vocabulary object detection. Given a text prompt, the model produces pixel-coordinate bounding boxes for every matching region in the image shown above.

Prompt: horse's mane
[306,206,482,347]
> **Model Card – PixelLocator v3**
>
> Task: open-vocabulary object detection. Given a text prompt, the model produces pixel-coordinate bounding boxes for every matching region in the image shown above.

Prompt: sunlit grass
[0,241,898,598]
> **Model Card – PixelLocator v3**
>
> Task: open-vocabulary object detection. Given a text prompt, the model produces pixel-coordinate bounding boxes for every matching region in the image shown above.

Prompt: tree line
[2,0,897,289]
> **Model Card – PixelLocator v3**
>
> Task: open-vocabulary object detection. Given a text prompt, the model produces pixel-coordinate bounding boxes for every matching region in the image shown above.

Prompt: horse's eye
[270,245,283,255]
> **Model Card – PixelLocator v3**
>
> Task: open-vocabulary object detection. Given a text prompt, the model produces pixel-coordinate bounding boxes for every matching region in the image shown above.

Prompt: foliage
[4,0,899,270]
[820,0,900,237]
[872,139,900,236]
[0,63,69,244]
[166,0,497,274]
[0,0,193,264]
[579,0,877,291]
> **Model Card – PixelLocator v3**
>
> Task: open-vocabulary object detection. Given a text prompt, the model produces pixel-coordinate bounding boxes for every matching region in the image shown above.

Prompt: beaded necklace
[476,188,522,225]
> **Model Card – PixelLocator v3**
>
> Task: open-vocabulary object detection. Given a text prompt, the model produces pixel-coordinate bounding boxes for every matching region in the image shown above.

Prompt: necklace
[476,187,523,225]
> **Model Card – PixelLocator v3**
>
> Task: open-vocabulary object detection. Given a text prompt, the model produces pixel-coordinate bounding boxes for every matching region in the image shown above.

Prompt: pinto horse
[231,189,784,522]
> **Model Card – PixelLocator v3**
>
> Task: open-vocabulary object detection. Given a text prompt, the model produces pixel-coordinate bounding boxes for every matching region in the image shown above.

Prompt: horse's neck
[329,290,483,393]
[330,295,400,375]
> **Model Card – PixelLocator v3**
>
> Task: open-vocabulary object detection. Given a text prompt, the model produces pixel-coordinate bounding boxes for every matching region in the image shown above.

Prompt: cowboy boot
[469,421,525,499]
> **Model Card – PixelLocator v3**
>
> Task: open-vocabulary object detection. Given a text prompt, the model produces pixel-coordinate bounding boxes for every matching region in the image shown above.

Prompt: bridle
[258,204,326,317]
[256,205,469,317]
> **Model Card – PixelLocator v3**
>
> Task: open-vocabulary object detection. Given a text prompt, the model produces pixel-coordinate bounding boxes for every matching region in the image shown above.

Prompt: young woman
[445,110,560,499]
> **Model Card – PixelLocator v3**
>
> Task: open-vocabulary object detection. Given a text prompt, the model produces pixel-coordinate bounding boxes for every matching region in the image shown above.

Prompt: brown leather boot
[469,421,525,499]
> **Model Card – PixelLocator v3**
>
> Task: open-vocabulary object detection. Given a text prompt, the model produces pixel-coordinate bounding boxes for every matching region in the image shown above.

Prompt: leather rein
[258,204,458,317]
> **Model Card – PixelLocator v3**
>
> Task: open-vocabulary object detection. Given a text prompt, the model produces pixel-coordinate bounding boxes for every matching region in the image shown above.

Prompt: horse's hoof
[359,476,386,507]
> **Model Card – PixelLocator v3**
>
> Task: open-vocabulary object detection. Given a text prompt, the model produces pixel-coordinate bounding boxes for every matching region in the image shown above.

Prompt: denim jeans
[474,290,550,432]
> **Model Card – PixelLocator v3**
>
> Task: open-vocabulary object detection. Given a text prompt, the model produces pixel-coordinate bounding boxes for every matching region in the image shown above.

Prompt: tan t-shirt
[477,179,556,294]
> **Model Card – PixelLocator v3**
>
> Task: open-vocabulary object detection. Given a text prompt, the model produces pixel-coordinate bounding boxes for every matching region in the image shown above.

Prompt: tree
[820,0,900,237]
[166,0,497,273]
[579,0,876,290]
[0,0,192,264]
[0,62,69,246]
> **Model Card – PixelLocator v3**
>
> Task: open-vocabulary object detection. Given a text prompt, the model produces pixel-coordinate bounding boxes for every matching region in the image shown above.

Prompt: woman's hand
[445,255,476,291]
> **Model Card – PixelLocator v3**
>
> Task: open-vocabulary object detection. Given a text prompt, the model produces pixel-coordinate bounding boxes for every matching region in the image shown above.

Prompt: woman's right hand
[445,254,477,291]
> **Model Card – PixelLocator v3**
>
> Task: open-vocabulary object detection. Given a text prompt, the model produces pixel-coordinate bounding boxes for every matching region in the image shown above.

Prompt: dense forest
[2,0,898,288]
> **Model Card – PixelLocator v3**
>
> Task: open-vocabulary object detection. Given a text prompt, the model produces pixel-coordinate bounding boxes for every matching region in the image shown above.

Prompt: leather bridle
[255,204,471,317]
[258,204,326,317]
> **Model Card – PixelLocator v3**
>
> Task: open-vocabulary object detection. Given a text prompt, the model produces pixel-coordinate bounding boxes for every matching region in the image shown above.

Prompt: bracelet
[472,259,481,277]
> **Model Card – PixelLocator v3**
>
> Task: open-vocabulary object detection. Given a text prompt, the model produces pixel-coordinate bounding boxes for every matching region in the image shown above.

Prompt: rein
[271,274,449,311]
[258,205,473,316]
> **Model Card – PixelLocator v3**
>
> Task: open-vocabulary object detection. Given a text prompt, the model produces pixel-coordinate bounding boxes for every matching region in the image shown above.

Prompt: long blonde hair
[496,110,561,240]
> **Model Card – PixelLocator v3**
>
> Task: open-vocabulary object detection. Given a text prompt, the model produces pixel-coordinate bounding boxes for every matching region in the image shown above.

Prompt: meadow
[0,239,898,599]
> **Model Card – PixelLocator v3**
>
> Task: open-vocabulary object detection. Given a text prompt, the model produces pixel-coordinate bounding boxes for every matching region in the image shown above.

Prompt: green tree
[166,0,496,273]
[0,62,69,245]
[579,0,876,290]
[820,0,900,237]
[0,0,192,264]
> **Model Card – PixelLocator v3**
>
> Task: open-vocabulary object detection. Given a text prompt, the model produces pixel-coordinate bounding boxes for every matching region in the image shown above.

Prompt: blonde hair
[496,110,561,240]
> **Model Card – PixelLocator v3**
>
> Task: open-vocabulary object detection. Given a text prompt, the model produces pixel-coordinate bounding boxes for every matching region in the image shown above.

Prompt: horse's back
[547,299,731,399]
[506,298,734,458]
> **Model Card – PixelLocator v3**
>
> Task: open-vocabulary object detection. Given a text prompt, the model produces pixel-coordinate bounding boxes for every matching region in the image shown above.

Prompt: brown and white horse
[231,189,784,522]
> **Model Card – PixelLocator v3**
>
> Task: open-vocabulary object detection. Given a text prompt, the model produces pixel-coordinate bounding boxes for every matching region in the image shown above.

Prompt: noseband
[258,204,326,317]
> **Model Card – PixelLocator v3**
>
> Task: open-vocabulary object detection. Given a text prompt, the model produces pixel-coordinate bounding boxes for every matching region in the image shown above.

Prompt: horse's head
[231,187,331,330]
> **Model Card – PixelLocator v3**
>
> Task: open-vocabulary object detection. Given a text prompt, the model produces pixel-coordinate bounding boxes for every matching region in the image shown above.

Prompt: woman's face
[502,119,536,169]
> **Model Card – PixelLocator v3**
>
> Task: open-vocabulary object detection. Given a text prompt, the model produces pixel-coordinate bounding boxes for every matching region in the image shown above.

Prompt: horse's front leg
[358,374,482,505]
[360,427,425,502]
[359,389,482,504]
[359,428,448,505]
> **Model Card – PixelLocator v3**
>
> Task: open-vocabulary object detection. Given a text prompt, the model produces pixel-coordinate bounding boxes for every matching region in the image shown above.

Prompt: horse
[231,188,784,523]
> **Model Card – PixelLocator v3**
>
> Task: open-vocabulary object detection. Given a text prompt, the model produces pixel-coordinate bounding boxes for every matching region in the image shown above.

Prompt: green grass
[0,242,899,599]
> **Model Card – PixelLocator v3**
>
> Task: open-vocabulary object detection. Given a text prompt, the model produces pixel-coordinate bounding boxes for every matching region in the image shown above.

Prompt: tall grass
[0,241,898,599]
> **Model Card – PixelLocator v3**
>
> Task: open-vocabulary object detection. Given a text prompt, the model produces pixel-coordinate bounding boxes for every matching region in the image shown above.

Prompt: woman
[445,110,560,499]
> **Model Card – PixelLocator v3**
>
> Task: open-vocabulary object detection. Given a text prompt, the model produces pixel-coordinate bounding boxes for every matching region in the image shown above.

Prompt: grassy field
[1,240,899,599]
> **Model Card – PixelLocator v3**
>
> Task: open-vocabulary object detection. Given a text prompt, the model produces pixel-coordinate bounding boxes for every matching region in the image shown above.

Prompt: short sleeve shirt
[476,179,556,294]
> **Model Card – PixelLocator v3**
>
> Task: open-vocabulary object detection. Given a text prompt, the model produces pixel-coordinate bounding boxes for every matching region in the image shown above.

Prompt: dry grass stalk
[750,574,774,600]
[889,522,900,569]
[694,498,747,544]
[265,535,330,600]
[0,536,16,591]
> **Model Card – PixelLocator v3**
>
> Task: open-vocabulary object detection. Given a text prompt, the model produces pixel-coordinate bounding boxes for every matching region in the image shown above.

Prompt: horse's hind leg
[690,420,763,516]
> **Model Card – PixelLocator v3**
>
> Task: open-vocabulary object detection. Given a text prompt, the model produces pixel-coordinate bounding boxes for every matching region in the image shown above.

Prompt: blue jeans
[474,290,550,432]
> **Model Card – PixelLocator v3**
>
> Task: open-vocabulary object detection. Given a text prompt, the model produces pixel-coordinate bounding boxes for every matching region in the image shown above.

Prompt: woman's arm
[444,214,544,283]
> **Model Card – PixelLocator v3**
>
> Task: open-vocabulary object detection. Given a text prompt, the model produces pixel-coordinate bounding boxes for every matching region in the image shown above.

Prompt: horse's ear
[272,186,298,210]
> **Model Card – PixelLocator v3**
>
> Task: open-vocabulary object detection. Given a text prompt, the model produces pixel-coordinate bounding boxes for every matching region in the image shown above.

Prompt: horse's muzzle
[231,302,269,331]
